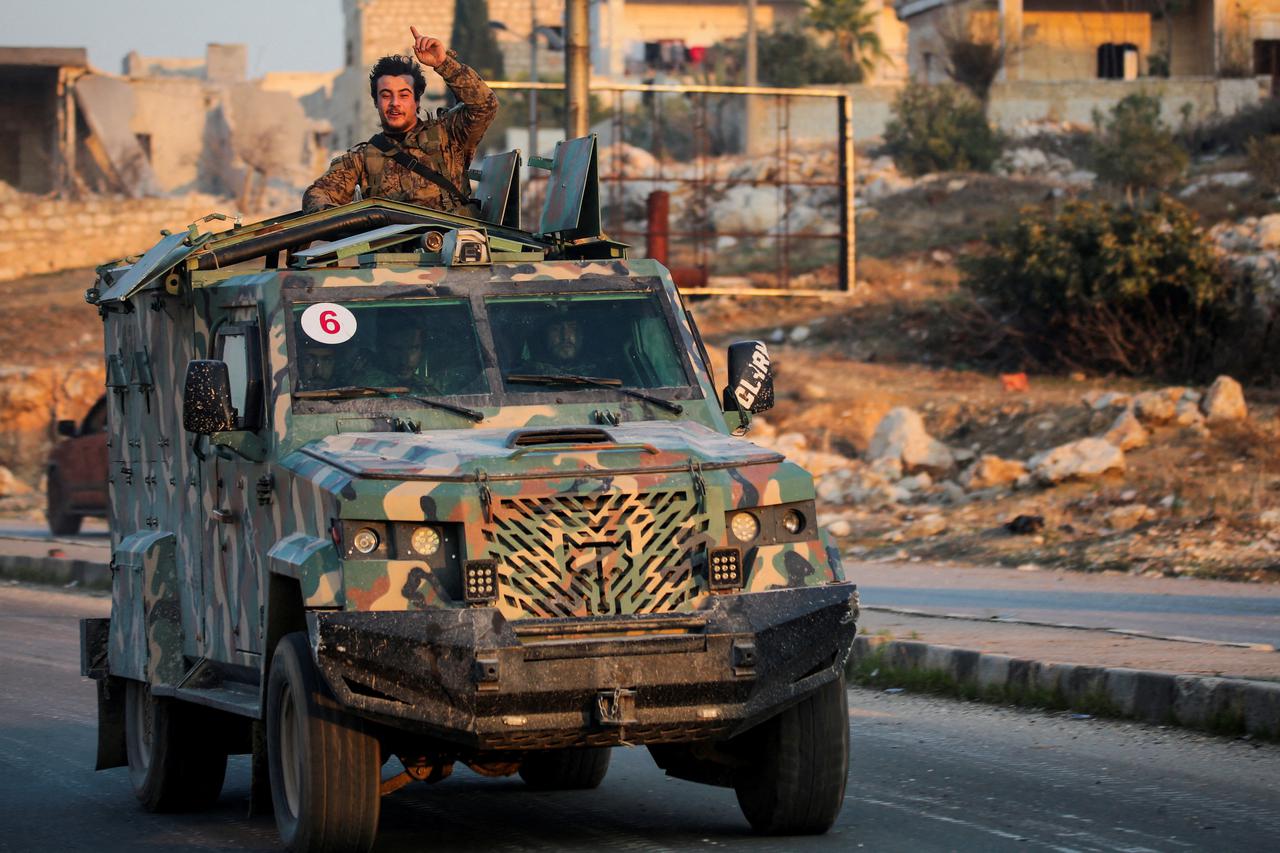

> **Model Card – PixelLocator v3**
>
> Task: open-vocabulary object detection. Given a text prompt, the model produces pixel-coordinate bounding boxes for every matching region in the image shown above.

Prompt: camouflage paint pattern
[95,194,848,704]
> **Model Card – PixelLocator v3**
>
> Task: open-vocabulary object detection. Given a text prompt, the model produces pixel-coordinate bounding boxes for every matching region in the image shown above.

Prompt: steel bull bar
[312,583,858,750]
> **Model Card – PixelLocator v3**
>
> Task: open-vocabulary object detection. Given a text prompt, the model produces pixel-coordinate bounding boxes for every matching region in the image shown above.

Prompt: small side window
[214,326,263,431]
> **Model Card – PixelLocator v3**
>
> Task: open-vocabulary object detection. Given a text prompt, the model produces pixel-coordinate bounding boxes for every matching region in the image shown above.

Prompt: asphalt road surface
[5,521,1280,650]
[1,583,1277,852]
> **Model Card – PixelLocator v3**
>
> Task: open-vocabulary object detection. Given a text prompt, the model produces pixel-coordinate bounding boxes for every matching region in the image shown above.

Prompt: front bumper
[312,582,857,751]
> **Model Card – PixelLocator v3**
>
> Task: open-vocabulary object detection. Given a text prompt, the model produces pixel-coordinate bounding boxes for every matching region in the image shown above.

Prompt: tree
[807,0,887,79]
[938,6,1012,104]
[451,0,504,81]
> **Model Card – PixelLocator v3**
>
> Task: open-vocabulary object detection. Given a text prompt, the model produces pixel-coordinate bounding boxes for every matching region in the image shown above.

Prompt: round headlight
[782,509,805,535]
[410,525,441,556]
[351,527,380,555]
[730,511,760,543]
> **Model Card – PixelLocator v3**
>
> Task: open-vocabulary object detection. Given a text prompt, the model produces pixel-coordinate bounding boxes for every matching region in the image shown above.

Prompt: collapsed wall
[0,193,252,282]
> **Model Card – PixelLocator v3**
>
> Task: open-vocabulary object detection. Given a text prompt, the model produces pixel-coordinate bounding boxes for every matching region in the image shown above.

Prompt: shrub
[712,25,860,87]
[1181,98,1280,155]
[962,197,1235,377]
[883,83,1001,176]
[1091,93,1188,193]
[1245,134,1280,195]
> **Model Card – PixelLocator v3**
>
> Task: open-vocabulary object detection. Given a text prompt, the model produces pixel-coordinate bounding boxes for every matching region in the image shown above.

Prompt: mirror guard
[182,360,237,435]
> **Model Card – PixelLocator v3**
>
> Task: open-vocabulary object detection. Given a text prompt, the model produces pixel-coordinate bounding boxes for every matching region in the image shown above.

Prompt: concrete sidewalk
[2,539,1277,738]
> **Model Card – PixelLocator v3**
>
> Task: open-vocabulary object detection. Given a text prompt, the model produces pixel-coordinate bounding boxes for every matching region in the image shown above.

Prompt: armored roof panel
[97,231,207,304]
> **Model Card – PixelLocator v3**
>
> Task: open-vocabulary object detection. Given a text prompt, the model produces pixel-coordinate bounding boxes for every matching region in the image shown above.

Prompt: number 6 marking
[301,303,357,344]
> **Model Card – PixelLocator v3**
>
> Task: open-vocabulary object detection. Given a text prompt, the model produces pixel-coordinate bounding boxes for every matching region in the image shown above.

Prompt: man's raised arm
[411,26,499,160]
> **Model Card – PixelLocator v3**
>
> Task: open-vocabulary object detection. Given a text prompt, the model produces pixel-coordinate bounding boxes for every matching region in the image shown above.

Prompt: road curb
[5,553,1276,740]
[0,554,111,590]
[847,636,1280,740]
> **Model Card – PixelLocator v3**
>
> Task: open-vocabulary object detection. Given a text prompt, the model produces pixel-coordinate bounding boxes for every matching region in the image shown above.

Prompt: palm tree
[807,0,888,79]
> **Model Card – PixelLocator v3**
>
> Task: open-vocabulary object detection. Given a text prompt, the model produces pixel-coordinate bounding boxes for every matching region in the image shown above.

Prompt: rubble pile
[1207,214,1280,306]
[750,375,1252,541]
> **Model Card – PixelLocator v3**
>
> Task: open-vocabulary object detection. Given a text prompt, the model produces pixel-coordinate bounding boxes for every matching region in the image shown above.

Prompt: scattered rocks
[825,518,853,538]
[869,456,903,481]
[1132,389,1179,425]
[0,466,32,497]
[961,455,1028,490]
[1258,213,1280,250]
[905,513,948,538]
[1029,437,1125,484]
[1107,504,1155,530]
[867,407,955,475]
[1200,375,1247,423]
[1174,397,1206,428]
[1083,390,1131,411]
[1102,409,1149,451]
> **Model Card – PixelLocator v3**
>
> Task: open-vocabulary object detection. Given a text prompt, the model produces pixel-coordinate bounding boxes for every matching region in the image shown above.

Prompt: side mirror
[56,419,78,438]
[183,360,237,435]
[723,340,774,414]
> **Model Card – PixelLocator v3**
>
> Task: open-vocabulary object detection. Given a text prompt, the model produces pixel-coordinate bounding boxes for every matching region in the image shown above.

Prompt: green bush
[883,83,1001,176]
[712,25,860,87]
[962,197,1234,377]
[1245,134,1280,195]
[1091,93,1188,192]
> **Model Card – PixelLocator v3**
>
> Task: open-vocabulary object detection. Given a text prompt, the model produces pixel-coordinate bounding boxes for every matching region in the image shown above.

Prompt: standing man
[302,27,499,214]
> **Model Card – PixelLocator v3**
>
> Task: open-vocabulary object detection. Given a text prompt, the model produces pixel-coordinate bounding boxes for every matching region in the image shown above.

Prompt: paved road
[2,583,1276,852]
[6,522,1280,649]
[852,562,1280,648]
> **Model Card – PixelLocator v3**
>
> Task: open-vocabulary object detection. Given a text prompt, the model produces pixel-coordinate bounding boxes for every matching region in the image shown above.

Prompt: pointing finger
[411,25,421,39]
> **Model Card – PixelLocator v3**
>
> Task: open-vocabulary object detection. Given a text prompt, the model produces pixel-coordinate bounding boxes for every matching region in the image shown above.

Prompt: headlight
[351,527,380,554]
[410,525,441,556]
[781,508,805,535]
[730,511,760,542]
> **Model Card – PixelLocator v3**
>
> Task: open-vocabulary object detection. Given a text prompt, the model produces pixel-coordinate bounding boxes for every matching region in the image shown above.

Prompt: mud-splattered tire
[267,632,380,852]
[124,680,228,812]
[519,747,611,790]
[733,675,849,835]
[45,473,82,536]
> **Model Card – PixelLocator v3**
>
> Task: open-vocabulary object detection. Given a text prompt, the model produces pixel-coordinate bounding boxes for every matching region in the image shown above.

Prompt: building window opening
[134,133,152,162]
[1098,43,1139,80]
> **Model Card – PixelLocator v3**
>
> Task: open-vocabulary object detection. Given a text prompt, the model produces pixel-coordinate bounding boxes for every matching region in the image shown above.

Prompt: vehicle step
[153,681,260,718]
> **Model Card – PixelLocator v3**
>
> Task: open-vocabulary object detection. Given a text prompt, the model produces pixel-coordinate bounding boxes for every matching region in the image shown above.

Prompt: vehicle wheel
[733,675,849,835]
[124,679,228,812]
[46,473,82,536]
[267,632,380,852]
[519,747,611,790]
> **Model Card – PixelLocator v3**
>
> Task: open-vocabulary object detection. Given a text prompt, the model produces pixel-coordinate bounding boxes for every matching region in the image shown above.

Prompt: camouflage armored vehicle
[79,136,858,851]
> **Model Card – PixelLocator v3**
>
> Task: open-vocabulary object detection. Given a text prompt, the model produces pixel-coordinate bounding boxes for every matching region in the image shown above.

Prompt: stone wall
[0,193,235,282]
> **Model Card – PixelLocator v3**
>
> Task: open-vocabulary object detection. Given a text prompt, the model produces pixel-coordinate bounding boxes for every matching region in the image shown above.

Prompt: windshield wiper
[505,373,684,414]
[295,385,485,422]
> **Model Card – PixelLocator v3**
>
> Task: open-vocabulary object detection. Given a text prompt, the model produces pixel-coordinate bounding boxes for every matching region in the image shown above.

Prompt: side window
[215,326,263,431]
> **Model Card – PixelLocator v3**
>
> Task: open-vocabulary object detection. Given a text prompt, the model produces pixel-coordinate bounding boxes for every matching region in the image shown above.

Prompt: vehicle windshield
[291,298,486,397]
[486,293,688,391]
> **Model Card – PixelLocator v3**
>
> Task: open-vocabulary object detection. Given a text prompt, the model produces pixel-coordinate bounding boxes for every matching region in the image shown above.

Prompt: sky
[2,0,345,76]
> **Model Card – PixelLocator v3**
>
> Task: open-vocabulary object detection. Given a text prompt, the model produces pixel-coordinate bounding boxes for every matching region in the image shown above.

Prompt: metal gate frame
[487,81,855,296]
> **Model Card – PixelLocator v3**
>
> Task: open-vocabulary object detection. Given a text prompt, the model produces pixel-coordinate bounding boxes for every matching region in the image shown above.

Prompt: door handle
[211,507,237,524]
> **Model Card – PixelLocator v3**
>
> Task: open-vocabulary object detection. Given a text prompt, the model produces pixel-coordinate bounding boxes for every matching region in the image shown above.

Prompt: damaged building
[0,43,336,207]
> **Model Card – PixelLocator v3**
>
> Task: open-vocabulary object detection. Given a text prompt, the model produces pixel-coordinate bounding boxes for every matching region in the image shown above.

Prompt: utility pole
[745,0,760,153]
[528,0,538,157]
[565,0,590,139]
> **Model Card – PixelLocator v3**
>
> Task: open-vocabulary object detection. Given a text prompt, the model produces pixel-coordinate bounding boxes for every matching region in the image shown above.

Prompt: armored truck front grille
[485,489,710,619]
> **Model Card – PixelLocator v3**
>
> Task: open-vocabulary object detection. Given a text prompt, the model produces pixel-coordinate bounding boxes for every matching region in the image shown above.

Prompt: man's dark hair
[368,55,426,101]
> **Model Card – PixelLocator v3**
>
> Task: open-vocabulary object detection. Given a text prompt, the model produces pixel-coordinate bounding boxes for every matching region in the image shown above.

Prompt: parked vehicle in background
[46,394,108,535]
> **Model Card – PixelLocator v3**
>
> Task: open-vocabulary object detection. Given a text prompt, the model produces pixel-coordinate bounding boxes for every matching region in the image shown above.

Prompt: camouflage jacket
[302,53,498,214]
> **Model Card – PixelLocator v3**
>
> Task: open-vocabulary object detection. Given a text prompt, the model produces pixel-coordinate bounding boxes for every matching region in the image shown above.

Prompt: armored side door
[198,310,272,664]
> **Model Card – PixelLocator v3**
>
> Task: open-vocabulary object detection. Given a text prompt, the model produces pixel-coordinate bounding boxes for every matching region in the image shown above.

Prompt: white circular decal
[300,302,357,344]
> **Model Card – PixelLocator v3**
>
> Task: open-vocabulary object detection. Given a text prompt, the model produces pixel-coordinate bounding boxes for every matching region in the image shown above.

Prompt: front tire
[124,680,228,812]
[519,747,611,790]
[267,632,380,852]
[733,675,850,835]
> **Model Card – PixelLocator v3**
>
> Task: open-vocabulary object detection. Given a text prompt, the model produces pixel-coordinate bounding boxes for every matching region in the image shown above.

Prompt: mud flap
[94,677,127,770]
[247,720,273,816]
